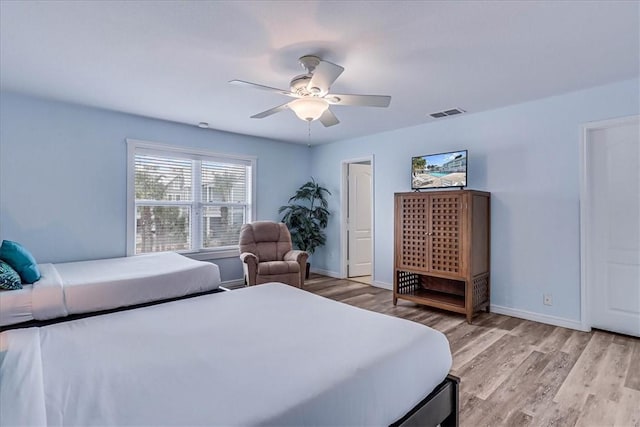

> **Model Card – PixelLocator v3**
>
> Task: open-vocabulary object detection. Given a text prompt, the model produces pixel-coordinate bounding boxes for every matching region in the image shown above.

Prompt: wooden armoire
[393,190,490,323]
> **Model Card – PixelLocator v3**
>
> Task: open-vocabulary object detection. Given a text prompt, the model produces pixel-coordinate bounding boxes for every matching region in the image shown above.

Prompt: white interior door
[586,117,640,337]
[348,163,372,277]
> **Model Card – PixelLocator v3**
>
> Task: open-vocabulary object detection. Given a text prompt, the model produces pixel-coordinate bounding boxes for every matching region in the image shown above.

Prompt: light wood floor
[303,274,640,427]
[347,275,372,285]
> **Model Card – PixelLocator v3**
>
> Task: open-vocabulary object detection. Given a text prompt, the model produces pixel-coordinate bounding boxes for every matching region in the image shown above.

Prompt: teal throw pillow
[0,260,22,290]
[0,240,41,284]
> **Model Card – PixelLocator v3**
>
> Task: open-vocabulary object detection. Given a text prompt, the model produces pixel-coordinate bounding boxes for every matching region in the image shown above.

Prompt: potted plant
[279,178,331,278]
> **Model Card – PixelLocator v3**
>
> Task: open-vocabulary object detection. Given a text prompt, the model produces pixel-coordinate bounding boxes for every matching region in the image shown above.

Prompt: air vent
[429,108,466,119]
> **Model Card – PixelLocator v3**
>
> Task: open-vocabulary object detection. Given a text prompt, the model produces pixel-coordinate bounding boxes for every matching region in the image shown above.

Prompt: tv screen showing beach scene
[411,150,467,189]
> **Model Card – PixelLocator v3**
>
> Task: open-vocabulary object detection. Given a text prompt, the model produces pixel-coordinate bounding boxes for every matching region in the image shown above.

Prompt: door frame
[579,114,640,332]
[341,155,375,280]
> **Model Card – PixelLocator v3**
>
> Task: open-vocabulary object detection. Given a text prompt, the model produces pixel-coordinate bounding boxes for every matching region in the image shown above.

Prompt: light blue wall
[2,79,638,315]
[0,91,311,281]
[310,78,640,322]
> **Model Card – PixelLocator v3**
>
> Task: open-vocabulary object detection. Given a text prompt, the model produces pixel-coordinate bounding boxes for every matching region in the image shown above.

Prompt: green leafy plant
[278,178,331,254]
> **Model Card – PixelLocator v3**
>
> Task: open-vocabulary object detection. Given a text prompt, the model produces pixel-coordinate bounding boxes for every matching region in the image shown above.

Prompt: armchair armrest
[240,252,258,265]
[284,250,309,288]
[240,252,258,286]
[284,250,309,264]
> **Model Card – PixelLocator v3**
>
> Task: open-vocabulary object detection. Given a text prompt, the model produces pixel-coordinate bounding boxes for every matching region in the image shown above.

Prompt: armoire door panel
[428,194,462,275]
[397,195,429,270]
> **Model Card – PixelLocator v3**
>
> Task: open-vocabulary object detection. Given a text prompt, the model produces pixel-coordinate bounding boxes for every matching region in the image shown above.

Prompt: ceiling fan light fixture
[289,97,329,122]
[230,54,390,127]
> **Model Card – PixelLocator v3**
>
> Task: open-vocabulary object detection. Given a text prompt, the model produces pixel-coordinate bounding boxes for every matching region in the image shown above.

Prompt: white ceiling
[1,1,638,145]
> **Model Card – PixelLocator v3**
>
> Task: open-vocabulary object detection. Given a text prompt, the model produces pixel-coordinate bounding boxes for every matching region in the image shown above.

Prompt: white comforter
[0,283,452,426]
[0,252,221,326]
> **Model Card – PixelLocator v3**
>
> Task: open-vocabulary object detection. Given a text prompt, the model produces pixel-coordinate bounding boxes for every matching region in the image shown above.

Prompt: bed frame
[0,288,225,332]
[392,374,460,427]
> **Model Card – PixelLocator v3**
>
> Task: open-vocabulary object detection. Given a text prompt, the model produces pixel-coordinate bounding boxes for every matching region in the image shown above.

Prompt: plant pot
[305,262,311,280]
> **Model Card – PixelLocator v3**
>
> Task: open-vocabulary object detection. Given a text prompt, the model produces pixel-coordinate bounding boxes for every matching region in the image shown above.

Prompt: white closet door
[348,163,372,277]
[586,117,640,337]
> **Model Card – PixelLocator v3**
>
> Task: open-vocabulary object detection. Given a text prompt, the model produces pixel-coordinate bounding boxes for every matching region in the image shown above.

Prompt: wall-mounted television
[411,150,467,190]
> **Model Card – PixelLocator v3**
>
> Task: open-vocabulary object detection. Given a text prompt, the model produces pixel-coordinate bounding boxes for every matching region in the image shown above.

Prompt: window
[127,140,255,255]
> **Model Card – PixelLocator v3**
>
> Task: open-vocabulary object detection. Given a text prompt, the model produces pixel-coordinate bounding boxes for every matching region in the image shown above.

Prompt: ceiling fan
[229,55,391,127]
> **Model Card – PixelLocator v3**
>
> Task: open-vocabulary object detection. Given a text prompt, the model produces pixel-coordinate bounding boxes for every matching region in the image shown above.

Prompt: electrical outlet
[543,294,553,306]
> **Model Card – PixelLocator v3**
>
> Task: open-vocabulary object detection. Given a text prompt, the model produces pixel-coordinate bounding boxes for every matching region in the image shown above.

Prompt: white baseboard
[309,269,392,290]
[372,280,392,290]
[309,268,341,278]
[221,278,245,289]
[490,304,589,332]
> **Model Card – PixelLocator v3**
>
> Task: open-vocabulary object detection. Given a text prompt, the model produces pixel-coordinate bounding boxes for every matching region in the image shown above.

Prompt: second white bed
[0,252,221,327]
[0,283,452,426]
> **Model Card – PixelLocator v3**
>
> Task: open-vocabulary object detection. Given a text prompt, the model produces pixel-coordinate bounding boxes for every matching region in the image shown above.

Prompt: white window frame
[126,139,256,258]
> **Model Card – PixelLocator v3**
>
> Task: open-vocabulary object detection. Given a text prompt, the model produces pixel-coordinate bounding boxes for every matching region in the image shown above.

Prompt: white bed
[0,252,220,327]
[0,283,452,426]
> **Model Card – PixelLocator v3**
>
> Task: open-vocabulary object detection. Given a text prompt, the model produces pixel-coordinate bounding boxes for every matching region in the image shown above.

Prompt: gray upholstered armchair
[239,221,309,288]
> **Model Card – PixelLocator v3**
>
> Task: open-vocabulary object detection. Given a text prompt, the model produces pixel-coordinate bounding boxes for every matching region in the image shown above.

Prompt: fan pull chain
[308,120,311,142]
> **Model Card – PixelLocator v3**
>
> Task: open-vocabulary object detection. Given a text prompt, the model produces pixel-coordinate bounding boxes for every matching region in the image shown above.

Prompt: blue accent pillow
[0,260,22,290]
[0,240,41,284]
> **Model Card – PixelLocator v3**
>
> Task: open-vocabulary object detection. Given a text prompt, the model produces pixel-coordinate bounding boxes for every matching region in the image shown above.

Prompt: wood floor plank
[554,331,613,405]
[625,340,640,391]
[561,329,593,355]
[498,315,526,331]
[457,334,533,399]
[510,320,557,346]
[467,312,509,329]
[424,313,466,333]
[536,326,574,354]
[445,321,489,353]
[534,401,581,427]
[317,284,371,299]
[593,342,634,402]
[521,350,581,417]
[574,394,619,427]
[612,333,637,346]
[458,390,475,413]
[340,293,376,306]
[450,328,507,372]
[406,310,440,325]
[459,393,496,427]
[504,410,534,427]
[615,387,640,427]
[478,350,550,424]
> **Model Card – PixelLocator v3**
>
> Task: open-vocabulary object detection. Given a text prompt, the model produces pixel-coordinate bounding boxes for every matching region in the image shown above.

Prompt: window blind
[130,145,254,255]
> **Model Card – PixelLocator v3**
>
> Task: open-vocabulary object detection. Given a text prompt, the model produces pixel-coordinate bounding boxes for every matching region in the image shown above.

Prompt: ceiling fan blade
[325,93,391,108]
[229,80,296,97]
[319,109,340,127]
[308,60,344,95]
[250,102,291,119]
